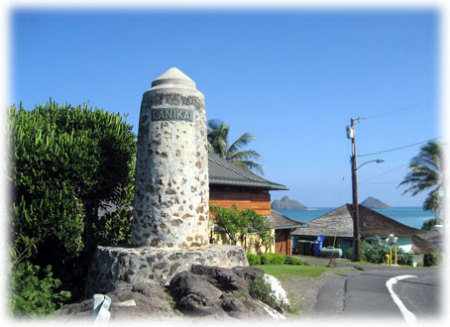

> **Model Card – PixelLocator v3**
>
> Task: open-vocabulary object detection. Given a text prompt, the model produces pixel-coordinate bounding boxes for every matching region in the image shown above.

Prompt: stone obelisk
[132,67,209,249]
[85,68,247,294]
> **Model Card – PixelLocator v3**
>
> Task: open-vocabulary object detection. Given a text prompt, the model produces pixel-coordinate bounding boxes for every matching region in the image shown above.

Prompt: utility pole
[347,118,361,261]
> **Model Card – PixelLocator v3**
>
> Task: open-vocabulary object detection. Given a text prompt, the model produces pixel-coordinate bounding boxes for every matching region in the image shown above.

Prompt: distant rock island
[361,196,392,209]
[271,196,307,210]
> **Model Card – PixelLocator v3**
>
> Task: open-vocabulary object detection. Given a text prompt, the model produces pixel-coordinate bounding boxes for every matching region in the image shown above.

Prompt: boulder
[168,264,286,319]
[58,281,180,320]
[59,264,288,321]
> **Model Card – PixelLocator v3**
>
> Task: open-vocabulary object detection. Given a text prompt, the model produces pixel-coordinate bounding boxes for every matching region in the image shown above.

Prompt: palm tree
[207,119,263,175]
[399,141,443,217]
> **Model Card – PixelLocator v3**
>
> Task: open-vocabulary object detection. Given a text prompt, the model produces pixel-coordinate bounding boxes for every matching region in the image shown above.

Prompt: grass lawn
[253,264,333,280]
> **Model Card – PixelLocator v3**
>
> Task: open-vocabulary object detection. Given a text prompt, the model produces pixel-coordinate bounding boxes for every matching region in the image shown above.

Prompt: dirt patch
[281,276,330,317]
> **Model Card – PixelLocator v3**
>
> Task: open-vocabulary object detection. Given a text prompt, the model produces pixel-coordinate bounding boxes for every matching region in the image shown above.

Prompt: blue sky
[10,8,441,207]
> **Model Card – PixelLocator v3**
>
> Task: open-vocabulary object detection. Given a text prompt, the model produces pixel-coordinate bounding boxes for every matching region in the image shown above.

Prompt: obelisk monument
[132,67,209,248]
[85,68,247,293]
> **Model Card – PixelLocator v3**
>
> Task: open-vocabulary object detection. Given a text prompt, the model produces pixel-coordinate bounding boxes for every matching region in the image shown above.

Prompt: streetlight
[347,118,384,261]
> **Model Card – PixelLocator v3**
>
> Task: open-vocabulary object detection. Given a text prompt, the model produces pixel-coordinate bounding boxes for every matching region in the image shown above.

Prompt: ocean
[276,207,435,229]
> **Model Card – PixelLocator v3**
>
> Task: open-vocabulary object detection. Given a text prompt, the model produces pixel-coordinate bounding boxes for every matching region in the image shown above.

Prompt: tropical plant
[260,253,286,265]
[9,100,136,307]
[284,256,304,265]
[210,205,273,251]
[207,119,263,174]
[249,277,278,308]
[399,141,443,217]
[423,252,441,267]
[421,217,442,231]
[10,261,71,316]
[246,253,261,266]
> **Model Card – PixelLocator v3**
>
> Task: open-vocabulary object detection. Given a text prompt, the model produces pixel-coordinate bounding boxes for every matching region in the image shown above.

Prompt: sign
[151,108,194,122]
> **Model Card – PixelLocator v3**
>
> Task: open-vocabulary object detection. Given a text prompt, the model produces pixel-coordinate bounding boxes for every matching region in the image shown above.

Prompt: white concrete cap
[151,67,196,89]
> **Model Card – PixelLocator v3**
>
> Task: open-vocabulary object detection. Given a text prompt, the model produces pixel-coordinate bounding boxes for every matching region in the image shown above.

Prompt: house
[292,204,424,255]
[208,154,304,255]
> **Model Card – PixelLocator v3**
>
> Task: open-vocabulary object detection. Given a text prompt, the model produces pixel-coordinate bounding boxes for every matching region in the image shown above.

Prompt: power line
[359,180,400,185]
[359,163,408,183]
[361,96,437,120]
[358,137,441,158]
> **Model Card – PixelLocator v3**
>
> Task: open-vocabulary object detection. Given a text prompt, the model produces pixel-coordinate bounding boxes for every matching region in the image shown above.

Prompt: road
[314,265,442,323]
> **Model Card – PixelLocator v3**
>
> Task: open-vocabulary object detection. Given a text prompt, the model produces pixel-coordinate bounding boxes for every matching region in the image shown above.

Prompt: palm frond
[207,118,264,174]
[399,141,443,215]
[231,160,264,175]
[227,133,255,154]
[227,150,261,161]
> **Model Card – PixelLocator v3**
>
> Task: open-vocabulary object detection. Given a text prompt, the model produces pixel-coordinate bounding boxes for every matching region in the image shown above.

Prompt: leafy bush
[397,252,413,266]
[343,247,353,260]
[249,277,277,308]
[364,242,388,264]
[10,261,71,316]
[284,256,304,265]
[246,253,261,266]
[210,205,273,251]
[344,242,369,261]
[344,241,415,266]
[421,218,442,231]
[423,252,441,267]
[10,101,136,306]
[260,253,286,265]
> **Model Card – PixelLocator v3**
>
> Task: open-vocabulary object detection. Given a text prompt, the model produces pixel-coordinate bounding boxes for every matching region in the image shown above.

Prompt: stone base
[85,244,248,297]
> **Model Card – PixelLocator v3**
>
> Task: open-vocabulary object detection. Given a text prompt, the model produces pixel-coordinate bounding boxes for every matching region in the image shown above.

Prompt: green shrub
[423,252,441,267]
[343,247,353,260]
[364,242,388,264]
[210,206,273,251]
[249,277,277,308]
[10,261,71,316]
[246,253,261,266]
[284,256,304,265]
[10,101,136,306]
[397,253,413,266]
[343,243,368,261]
[260,253,286,265]
[421,218,442,231]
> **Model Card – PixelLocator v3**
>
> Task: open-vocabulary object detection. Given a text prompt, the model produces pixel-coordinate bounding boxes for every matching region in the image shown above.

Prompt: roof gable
[269,210,306,229]
[208,154,287,190]
[292,204,422,238]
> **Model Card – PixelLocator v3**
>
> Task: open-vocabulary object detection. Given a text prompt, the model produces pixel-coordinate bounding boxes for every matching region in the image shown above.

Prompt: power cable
[361,96,437,120]
[359,181,400,185]
[359,163,408,183]
[358,137,441,158]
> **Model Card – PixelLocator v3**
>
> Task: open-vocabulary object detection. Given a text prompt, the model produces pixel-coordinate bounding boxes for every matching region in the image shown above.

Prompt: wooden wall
[275,230,292,255]
[209,190,271,215]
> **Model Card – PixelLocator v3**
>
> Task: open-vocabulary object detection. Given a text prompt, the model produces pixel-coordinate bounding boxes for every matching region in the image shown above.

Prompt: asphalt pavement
[312,261,442,323]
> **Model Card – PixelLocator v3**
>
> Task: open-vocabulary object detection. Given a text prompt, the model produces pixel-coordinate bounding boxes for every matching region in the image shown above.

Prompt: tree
[207,119,263,174]
[209,205,273,252]
[421,217,442,231]
[9,100,136,307]
[399,141,443,217]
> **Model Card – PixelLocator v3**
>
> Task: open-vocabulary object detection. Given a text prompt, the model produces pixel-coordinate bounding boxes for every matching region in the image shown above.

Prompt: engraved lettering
[151,108,194,122]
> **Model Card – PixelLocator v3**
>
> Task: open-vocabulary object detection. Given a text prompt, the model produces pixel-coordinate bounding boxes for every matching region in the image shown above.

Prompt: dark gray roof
[208,154,288,190]
[269,211,306,230]
[411,231,442,253]
[292,204,423,238]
